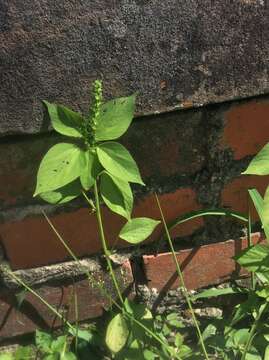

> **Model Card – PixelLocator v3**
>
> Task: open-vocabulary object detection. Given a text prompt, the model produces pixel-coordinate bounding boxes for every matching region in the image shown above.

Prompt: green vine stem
[155,193,210,360]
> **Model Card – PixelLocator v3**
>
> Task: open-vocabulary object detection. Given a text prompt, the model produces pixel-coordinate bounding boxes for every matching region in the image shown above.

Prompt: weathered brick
[221,175,269,220]
[143,233,262,291]
[1,188,202,269]
[220,98,269,160]
[0,260,133,339]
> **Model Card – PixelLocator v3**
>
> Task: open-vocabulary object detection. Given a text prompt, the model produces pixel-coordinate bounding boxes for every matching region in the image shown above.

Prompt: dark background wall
[0,0,268,340]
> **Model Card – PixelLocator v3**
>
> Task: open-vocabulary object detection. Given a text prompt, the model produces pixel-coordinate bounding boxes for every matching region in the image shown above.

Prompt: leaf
[14,346,33,360]
[100,172,133,219]
[265,344,269,359]
[202,324,217,342]
[192,286,246,301]
[95,95,136,141]
[242,142,269,175]
[51,335,66,353]
[39,179,82,204]
[96,142,144,185]
[34,143,84,196]
[119,217,161,244]
[248,188,269,242]
[35,330,53,353]
[0,354,13,360]
[60,353,77,360]
[80,150,102,190]
[168,208,248,232]
[105,313,129,353]
[262,185,269,242]
[44,101,84,138]
[234,244,269,275]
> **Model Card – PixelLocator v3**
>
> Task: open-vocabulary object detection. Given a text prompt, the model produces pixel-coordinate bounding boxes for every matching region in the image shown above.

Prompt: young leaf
[95,95,136,141]
[39,179,81,204]
[34,143,84,196]
[105,313,129,353]
[100,172,133,219]
[36,330,53,353]
[119,217,161,244]
[96,142,144,185]
[80,150,102,190]
[44,101,84,138]
[242,142,269,175]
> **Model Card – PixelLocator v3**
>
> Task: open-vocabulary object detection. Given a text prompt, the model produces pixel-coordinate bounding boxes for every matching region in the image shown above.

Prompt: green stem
[154,193,209,360]
[43,211,173,356]
[241,302,268,360]
[5,269,75,332]
[247,203,255,290]
[88,184,124,305]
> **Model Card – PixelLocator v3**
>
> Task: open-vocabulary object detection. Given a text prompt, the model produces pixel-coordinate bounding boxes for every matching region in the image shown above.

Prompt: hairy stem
[155,193,209,360]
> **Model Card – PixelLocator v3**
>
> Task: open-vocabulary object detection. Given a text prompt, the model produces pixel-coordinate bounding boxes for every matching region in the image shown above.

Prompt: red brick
[221,175,269,220]
[0,260,133,339]
[1,188,202,269]
[143,233,262,291]
[220,99,269,160]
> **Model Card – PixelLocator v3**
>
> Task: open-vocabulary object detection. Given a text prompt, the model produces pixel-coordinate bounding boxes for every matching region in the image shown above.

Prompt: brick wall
[0,0,268,342]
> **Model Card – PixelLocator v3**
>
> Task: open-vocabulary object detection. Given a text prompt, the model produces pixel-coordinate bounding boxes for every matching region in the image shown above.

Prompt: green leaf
[168,208,248,232]
[60,353,77,360]
[96,142,144,185]
[95,95,136,141]
[242,142,269,175]
[14,346,33,360]
[192,286,246,301]
[105,313,129,353]
[100,172,133,219]
[262,185,269,242]
[39,179,81,204]
[119,217,161,244]
[44,101,84,138]
[34,143,84,196]
[248,188,269,242]
[35,330,53,353]
[202,324,217,342]
[234,244,269,274]
[0,354,13,360]
[265,344,269,359]
[80,150,102,190]
[51,335,66,353]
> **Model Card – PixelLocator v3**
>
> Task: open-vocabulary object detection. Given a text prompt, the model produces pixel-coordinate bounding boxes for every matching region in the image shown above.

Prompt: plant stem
[241,302,268,360]
[247,203,255,290]
[43,211,174,356]
[154,193,209,360]
[89,184,124,305]
[5,268,75,332]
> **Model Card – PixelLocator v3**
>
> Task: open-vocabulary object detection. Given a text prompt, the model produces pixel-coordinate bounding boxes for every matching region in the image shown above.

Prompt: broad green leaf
[97,142,144,185]
[36,330,53,353]
[39,179,81,204]
[44,101,84,138]
[51,335,66,353]
[0,354,13,360]
[80,150,102,190]
[119,217,161,244]
[14,346,33,360]
[105,313,129,353]
[233,328,249,346]
[68,328,93,342]
[43,356,58,360]
[100,172,133,219]
[242,142,269,175]
[192,286,246,301]
[234,244,269,278]
[60,353,77,360]
[34,143,84,196]
[95,95,135,141]
[202,324,217,342]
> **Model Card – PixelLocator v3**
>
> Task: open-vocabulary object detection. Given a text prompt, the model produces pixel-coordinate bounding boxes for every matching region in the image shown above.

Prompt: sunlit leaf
[95,95,136,141]
[44,101,84,138]
[242,143,269,175]
[97,142,144,185]
[105,313,129,353]
[34,143,84,196]
[119,217,160,244]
